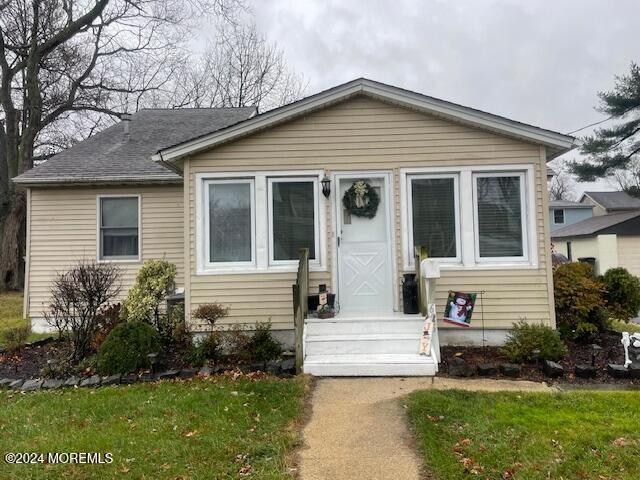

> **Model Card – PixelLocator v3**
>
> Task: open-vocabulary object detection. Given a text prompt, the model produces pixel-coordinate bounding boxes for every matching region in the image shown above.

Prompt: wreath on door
[342,180,380,219]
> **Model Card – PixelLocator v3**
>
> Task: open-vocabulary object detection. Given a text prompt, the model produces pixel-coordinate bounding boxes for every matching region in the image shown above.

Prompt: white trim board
[153,78,578,164]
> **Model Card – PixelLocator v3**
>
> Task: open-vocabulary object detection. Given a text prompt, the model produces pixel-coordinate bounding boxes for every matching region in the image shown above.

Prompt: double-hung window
[268,177,319,264]
[205,179,255,267]
[473,172,528,261]
[99,196,140,261]
[407,174,460,264]
[553,209,565,224]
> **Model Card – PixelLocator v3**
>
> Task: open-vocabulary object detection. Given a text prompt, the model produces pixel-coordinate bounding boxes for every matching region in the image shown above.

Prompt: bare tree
[548,163,577,201]
[607,157,640,197]
[159,22,306,111]
[0,0,243,290]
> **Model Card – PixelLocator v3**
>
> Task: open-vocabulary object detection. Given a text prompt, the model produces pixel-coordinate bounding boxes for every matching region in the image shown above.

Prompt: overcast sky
[223,0,640,194]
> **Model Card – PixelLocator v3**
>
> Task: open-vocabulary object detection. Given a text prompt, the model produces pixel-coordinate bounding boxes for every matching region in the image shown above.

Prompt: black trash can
[402,273,419,314]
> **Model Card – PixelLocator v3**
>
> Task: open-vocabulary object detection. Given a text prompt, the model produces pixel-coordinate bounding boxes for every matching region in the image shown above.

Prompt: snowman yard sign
[443,291,477,327]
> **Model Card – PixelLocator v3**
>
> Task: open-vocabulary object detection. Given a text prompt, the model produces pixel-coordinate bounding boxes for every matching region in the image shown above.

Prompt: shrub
[1,325,31,354]
[45,260,121,362]
[500,321,567,363]
[91,303,123,351]
[221,324,253,364]
[120,259,176,327]
[185,332,222,366]
[192,303,229,328]
[553,262,608,339]
[96,321,161,375]
[249,321,282,363]
[601,267,640,321]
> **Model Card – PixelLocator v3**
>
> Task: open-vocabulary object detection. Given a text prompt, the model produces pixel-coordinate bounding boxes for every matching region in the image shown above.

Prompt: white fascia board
[153,78,578,163]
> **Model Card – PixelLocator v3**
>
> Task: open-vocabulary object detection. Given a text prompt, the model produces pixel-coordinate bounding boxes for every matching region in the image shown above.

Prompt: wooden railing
[292,248,309,374]
[414,246,428,316]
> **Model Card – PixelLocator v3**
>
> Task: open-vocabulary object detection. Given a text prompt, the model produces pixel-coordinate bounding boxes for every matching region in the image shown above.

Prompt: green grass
[408,390,640,480]
[0,291,50,346]
[0,377,306,479]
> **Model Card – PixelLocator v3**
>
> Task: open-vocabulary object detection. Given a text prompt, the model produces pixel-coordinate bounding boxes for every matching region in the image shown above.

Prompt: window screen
[271,180,316,261]
[208,182,252,262]
[411,177,457,258]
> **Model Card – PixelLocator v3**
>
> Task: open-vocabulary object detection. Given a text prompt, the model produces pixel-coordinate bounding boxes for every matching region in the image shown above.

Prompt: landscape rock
[30,337,56,348]
[21,379,43,391]
[607,364,630,379]
[198,366,213,377]
[280,358,296,374]
[42,379,65,389]
[138,373,153,382]
[0,378,15,388]
[628,364,640,379]
[448,357,474,377]
[80,375,101,387]
[477,363,497,376]
[179,368,197,379]
[542,360,564,378]
[156,369,180,380]
[120,374,138,384]
[266,360,282,375]
[9,379,24,389]
[64,377,80,387]
[574,364,597,379]
[101,374,121,386]
[500,363,521,377]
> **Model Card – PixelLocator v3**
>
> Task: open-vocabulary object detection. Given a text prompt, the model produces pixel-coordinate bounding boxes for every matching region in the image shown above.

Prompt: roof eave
[153,78,578,163]
[12,175,183,188]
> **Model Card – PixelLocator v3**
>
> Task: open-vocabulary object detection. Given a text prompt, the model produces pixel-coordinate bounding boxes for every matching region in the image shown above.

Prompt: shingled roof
[13,107,256,186]
[551,210,640,239]
[581,191,640,211]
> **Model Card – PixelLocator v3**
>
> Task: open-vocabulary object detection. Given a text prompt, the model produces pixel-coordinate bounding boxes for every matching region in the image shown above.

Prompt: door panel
[337,176,393,313]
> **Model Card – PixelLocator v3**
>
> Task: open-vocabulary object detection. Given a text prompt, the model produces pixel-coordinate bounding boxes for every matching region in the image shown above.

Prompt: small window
[206,179,255,265]
[99,196,139,260]
[474,173,527,260]
[269,178,319,263]
[408,175,460,261]
[554,209,565,224]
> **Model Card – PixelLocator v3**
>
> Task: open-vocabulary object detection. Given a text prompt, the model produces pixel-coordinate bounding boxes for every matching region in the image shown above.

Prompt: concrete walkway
[297,377,555,480]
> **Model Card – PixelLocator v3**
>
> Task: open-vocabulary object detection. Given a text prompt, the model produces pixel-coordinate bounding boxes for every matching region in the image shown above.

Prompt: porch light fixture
[321,174,331,198]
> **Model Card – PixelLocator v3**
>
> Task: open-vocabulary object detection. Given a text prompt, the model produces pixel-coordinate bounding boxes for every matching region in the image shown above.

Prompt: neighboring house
[552,210,640,276]
[580,191,640,216]
[13,78,577,375]
[548,199,593,232]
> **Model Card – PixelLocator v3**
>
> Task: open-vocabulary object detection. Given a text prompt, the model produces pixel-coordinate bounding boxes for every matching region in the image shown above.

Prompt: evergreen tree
[571,63,640,193]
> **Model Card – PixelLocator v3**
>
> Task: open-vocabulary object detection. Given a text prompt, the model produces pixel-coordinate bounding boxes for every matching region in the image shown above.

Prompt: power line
[566,115,613,135]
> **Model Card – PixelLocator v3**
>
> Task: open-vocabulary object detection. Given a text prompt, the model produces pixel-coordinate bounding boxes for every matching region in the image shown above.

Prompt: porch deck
[302,313,440,376]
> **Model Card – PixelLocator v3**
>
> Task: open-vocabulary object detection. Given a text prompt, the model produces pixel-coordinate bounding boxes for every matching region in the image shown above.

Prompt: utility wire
[566,115,613,135]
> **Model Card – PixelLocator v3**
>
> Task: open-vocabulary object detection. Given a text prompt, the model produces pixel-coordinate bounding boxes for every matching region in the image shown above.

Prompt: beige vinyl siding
[188,95,554,330]
[26,186,183,319]
[615,236,640,276]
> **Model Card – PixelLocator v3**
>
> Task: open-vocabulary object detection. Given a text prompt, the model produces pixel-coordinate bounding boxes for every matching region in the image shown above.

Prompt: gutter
[12,175,183,188]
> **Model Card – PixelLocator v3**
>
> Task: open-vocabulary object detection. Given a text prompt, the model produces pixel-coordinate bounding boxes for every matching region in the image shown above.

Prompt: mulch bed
[437,330,638,385]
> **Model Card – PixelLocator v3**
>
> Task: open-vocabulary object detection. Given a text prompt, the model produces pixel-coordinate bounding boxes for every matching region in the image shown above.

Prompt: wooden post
[414,246,428,316]
[292,248,309,374]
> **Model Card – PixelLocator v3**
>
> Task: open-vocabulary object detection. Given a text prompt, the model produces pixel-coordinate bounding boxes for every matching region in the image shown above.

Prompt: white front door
[337,175,394,313]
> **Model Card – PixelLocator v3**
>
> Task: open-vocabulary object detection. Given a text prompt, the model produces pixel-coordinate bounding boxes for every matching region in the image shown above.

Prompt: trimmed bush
[192,303,229,328]
[120,259,176,325]
[249,321,282,363]
[500,321,567,363]
[96,321,161,375]
[185,332,222,367]
[553,262,608,339]
[602,267,640,321]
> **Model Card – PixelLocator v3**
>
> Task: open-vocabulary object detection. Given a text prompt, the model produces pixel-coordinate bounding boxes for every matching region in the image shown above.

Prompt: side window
[554,209,565,224]
[99,196,139,260]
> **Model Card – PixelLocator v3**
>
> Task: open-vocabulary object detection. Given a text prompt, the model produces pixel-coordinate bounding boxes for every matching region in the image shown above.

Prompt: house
[13,78,577,375]
[548,199,593,232]
[552,210,640,276]
[580,191,640,216]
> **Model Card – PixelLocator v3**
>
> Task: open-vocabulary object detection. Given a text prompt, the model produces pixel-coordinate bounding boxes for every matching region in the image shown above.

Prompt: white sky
[203,0,640,195]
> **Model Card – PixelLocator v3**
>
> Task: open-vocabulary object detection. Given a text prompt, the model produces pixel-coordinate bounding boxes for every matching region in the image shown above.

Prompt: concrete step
[305,317,424,336]
[303,353,437,376]
[304,333,421,355]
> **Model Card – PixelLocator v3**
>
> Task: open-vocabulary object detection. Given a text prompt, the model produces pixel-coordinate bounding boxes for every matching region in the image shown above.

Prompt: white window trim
[267,176,321,267]
[196,170,326,275]
[203,178,256,270]
[400,164,537,270]
[405,173,462,268]
[96,194,142,263]
[473,171,529,263]
[554,208,565,224]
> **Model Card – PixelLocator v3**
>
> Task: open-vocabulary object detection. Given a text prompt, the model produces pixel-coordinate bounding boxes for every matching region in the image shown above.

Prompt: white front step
[303,354,437,376]
[305,333,421,355]
[305,318,423,336]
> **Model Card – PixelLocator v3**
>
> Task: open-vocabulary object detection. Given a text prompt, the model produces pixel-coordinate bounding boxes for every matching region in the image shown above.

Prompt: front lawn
[408,390,640,479]
[0,377,306,479]
[0,291,50,347]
